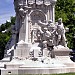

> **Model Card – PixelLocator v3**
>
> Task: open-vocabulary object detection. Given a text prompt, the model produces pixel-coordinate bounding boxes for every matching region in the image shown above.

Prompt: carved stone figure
[47,22,57,46]
[37,20,56,55]
[56,18,67,47]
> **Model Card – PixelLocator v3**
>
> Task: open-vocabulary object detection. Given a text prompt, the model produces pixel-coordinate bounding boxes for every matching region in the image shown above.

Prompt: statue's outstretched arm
[38,20,48,27]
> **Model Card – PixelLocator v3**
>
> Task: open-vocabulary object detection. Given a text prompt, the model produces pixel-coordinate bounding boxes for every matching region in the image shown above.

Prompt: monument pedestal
[14,40,31,59]
[1,55,75,75]
[54,46,71,56]
[1,45,75,75]
[1,0,75,75]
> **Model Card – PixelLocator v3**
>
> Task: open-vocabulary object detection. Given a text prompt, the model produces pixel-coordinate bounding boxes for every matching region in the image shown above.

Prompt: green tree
[0,33,10,59]
[11,16,16,25]
[0,16,15,59]
[55,0,75,49]
[5,21,11,29]
[0,24,5,32]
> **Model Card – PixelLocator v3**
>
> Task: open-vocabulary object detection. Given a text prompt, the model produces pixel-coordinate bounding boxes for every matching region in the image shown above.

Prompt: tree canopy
[55,0,75,49]
[0,17,15,59]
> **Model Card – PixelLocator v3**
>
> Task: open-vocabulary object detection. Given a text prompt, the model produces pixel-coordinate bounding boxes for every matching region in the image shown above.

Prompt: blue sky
[0,0,15,25]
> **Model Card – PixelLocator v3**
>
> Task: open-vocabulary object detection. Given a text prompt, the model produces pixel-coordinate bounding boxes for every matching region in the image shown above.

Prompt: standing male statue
[56,18,67,47]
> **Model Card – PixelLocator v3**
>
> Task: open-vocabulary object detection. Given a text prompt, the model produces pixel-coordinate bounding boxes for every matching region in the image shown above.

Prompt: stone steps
[1,67,75,75]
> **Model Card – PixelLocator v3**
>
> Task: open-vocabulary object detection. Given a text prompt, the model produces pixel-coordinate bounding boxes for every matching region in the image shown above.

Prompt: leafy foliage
[0,16,15,59]
[55,0,75,49]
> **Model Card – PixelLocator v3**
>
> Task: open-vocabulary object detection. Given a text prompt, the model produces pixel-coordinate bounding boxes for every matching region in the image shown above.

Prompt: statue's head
[48,20,53,24]
[58,18,62,24]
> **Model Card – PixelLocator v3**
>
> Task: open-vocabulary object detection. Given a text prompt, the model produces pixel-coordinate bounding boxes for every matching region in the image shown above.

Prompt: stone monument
[0,0,75,75]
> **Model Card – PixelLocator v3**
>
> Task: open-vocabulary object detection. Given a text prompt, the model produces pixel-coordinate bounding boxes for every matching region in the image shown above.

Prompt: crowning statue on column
[0,0,75,75]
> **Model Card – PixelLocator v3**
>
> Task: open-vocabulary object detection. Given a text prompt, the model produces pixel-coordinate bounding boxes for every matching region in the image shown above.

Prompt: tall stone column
[18,17,26,41]
[49,5,55,23]
[52,5,55,23]
[26,0,28,5]
[25,13,29,43]
[47,6,50,21]
[50,5,53,21]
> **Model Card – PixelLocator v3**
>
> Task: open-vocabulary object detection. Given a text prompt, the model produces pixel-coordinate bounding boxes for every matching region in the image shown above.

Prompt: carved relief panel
[28,10,46,43]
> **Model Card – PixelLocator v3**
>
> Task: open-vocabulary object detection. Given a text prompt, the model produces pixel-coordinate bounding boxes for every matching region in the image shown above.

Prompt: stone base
[0,57,11,62]
[54,46,71,56]
[1,56,75,75]
[0,46,73,75]
[54,49,71,56]
[1,67,75,75]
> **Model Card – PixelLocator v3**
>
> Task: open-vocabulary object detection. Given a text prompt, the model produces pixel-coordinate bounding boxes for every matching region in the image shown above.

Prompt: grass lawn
[51,73,75,75]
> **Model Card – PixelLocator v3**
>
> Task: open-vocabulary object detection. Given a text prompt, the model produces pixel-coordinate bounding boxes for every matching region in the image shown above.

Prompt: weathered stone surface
[1,0,75,75]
